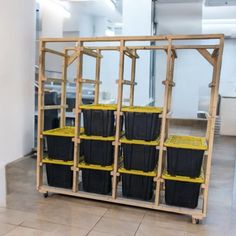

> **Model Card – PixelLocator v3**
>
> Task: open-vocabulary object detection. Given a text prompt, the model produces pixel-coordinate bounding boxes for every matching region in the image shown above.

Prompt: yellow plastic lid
[43,126,84,137]
[80,134,115,141]
[164,135,207,150]
[120,137,160,146]
[80,104,117,111]
[42,158,73,166]
[162,171,204,183]
[78,161,113,171]
[118,167,156,177]
[122,106,163,114]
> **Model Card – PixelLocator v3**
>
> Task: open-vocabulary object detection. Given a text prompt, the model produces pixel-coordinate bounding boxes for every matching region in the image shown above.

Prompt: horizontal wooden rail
[44,78,67,83]
[77,78,101,84]
[41,34,224,43]
[116,79,137,85]
[42,105,68,110]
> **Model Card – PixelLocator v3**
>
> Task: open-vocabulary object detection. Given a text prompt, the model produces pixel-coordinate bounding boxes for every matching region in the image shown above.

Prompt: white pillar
[0,0,35,207]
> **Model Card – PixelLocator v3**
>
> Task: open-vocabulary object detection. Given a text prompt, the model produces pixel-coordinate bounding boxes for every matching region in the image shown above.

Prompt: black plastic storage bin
[46,164,73,189]
[164,135,207,178]
[119,168,156,201]
[81,104,117,137]
[44,92,59,131]
[43,127,84,161]
[121,138,159,172]
[81,135,115,166]
[122,106,162,141]
[162,172,204,209]
[80,162,112,194]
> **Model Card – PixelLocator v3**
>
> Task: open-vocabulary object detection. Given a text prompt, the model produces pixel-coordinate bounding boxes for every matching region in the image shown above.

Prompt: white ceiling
[63,0,121,21]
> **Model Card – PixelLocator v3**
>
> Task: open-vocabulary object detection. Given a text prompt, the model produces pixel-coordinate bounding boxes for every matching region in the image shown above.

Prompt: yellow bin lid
[80,134,115,141]
[120,137,160,146]
[122,106,163,114]
[80,104,117,111]
[42,157,73,166]
[162,171,204,183]
[43,126,84,137]
[78,161,113,171]
[118,167,156,177]
[164,135,207,150]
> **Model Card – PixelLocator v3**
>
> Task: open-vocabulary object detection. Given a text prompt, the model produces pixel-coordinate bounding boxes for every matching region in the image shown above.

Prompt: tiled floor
[1,125,236,235]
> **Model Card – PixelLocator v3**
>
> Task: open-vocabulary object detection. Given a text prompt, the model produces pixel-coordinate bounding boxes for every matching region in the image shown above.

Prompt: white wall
[157,2,202,34]
[156,2,207,118]
[0,0,35,206]
[219,39,236,97]
[122,0,152,105]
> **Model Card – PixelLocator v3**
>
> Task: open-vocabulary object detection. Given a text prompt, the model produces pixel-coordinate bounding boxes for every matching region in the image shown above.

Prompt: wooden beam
[130,53,136,106]
[41,34,224,43]
[116,79,137,85]
[197,49,215,66]
[60,49,68,127]
[81,47,103,58]
[43,105,68,110]
[77,78,101,84]
[94,49,101,104]
[124,47,139,58]
[36,41,45,190]
[212,48,219,58]
[67,51,78,66]
[112,40,125,199]
[45,78,67,83]
[42,47,68,57]
[72,41,83,193]
[173,45,219,50]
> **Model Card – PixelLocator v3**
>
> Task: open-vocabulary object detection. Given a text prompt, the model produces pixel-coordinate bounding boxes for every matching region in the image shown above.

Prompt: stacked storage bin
[79,104,117,195]
[43,127,77,189]
[119,106,162,201]
[163,135,207,208]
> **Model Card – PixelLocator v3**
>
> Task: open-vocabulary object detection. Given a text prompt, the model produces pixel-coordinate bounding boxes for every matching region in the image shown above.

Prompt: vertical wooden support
[112,40,125,199]
[60,49,68,128]
[155,39,173,206]
[94,49,101,104]
[205,59,217,141]
[165,55,175,137]
[72,41,83,192]
[36,40,46,190]
[203,36,224,215]
[129,51,136,106]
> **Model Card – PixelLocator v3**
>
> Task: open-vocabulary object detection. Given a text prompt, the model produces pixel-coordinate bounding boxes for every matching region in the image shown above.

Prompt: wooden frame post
[36,40,46,190]
[129,51,136,106]
[72,41,83,192]
[94,49,101,104]
[202,36,224,216]
[60,49,68,128]
[155,39,173,206]
[112,40,125,198]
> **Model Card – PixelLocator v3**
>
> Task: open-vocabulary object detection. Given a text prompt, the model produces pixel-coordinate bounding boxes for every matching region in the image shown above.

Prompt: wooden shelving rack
[37,34,224,224]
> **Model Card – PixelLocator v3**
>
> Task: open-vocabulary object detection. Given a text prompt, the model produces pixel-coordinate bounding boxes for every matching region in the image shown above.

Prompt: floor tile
[4,226,51,236]
[103,206,145,223]
[0,222,17,236]
[93,217,139,236]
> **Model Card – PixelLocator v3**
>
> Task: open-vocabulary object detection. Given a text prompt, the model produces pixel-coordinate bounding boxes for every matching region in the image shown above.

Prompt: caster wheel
[43,192,49,198]
[192,218,200,224]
